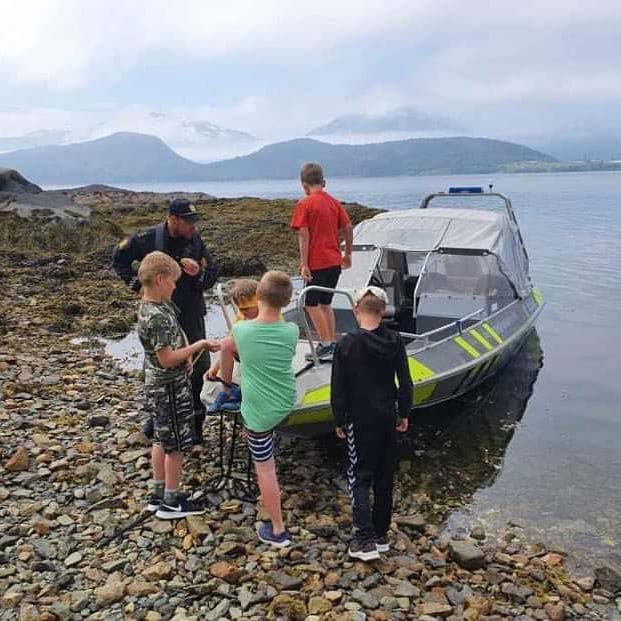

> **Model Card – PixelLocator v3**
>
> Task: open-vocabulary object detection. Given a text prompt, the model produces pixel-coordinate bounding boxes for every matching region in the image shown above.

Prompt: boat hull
[281,288,545,436]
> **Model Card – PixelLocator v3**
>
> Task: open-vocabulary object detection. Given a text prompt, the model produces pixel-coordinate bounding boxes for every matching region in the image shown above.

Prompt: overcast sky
[1,0,619,147]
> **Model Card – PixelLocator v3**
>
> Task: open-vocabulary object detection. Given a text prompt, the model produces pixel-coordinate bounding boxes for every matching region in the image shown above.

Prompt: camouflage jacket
[137,300,188,387]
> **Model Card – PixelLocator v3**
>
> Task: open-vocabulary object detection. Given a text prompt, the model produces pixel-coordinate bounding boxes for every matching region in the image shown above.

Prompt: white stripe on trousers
[346,423,358,508]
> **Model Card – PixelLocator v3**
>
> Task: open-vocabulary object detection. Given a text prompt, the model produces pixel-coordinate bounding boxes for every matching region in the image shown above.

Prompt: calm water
[112,172,621,567]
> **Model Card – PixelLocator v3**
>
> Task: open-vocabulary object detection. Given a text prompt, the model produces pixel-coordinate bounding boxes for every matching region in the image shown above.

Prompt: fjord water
[125,171,621,565]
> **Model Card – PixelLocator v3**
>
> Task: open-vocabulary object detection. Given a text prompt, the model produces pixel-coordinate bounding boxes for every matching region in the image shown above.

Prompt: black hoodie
[330,326,413,428]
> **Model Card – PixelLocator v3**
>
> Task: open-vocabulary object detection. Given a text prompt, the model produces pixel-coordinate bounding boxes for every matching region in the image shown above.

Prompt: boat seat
[378,269,402,317]
[404,276,418,301]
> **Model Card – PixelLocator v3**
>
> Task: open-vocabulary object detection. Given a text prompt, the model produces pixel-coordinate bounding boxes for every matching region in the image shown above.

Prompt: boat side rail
[420,190,516,220]
[400,306,487,349]
[215,282,234,332]
[297,286,355,366]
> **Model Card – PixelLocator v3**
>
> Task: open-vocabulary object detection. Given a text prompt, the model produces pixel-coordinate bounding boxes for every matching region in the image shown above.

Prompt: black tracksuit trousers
[346,420,397,543]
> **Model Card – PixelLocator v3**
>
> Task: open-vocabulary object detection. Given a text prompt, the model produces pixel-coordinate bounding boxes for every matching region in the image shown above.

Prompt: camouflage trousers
[145,374,196,454]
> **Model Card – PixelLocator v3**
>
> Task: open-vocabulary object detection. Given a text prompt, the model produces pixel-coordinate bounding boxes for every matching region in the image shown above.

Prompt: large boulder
[595,559,621,593]
[449,540,487,570]
[0,168,41,194]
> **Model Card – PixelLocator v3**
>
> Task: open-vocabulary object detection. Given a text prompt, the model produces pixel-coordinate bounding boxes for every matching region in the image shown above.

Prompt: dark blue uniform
[112,222,219,440]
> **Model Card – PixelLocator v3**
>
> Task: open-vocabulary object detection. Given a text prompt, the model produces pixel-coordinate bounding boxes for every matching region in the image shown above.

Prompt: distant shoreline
[39,164,621,193]
[500,160,621,174]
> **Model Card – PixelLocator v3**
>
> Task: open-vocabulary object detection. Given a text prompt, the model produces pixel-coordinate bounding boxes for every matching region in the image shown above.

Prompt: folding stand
[203,408,258,503]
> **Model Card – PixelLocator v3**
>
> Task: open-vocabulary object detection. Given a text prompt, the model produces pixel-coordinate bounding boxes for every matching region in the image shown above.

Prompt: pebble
[4,446,29,472]
[63,551,82,567]
[449,540,486,570]
[351,589,379,609]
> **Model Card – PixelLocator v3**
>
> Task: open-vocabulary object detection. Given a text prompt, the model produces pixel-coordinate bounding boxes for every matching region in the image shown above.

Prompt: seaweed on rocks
[0,188,381,338]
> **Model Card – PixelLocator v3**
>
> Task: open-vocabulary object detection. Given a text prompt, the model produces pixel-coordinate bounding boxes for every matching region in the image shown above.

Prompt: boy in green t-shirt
[232,271,299,547]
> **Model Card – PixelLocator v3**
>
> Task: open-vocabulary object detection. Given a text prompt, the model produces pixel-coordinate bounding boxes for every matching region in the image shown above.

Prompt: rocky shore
[0,184,381,337]
[1,184,620,620]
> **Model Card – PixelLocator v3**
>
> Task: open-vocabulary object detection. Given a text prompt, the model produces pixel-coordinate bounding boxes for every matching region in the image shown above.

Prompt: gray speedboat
[219,187,544,435]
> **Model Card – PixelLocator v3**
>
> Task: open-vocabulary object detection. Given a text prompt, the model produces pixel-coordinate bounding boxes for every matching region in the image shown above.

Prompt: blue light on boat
[448,187,483,194]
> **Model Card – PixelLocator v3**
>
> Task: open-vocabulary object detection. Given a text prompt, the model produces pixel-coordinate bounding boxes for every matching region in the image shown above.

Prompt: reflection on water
[395,330,543,520]
[104,304,229,371]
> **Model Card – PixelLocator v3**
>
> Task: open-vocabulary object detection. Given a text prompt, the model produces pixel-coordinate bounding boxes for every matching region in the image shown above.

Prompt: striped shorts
[245,428,275,463]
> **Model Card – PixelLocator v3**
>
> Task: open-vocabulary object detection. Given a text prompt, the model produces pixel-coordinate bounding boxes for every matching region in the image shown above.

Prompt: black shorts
[305,266,341,306]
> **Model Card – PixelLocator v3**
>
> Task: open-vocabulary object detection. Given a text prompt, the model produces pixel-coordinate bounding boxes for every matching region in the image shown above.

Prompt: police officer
[112,198,219,443]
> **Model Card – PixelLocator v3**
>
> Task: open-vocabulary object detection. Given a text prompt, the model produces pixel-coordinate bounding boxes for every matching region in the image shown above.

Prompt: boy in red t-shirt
[290,162,353,358]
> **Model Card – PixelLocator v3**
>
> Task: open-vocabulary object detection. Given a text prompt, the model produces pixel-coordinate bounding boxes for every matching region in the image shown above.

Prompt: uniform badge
[118,237,129,250]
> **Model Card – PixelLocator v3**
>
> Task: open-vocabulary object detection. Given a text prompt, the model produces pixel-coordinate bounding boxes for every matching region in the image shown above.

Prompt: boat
[217,186,545,436]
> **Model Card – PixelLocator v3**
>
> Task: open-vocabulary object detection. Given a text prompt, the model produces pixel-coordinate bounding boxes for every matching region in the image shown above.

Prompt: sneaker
[348,539,380,562]
[219,386,242,412]
[304,342,336,361]
[147,491,190,512]
[257,522,292,548]
[155,496,206,520]
[375,536,390,553]
[147,495,162,512]
[207,390,231,414]
[318,342,336,359]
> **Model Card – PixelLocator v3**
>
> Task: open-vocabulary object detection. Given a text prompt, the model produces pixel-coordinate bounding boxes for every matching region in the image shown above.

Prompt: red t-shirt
[290,190,351,271]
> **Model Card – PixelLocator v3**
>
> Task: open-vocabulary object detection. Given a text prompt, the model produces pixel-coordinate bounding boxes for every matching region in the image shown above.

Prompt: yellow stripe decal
[283,407,334,426]
[301,385,330,405]
[469,328,493,351]
[300,358,438,411]
[533,288,544,306]
[414,383,437,404]
[408,357,436,382]
[455,336,480,358]
[482,322,504,344]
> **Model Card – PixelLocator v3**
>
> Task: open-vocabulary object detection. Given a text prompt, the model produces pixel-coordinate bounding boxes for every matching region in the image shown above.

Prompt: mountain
[0,112,258,162]
[200,137,556,180]
[530,131,621,161]
[0,133,556,185]
[0,132,207,185]
[308,107,460,136]
[89,111,258,162]
[0,129,72,153]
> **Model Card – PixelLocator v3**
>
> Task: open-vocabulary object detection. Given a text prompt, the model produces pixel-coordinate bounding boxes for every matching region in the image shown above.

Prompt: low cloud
[1,1,619,144]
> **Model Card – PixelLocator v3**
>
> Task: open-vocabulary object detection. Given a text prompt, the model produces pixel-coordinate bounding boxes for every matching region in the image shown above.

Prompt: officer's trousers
[179,312,210,442]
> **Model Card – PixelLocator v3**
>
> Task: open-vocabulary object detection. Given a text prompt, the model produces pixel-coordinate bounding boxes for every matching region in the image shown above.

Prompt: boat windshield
[415,250,516,336]
[337,247,380,291]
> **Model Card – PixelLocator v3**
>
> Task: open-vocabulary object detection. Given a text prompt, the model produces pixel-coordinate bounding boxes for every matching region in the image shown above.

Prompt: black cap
[168,198,200,221]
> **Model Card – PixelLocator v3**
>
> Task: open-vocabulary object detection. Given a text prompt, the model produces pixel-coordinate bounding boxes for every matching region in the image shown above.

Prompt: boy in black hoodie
[331,286,413,561]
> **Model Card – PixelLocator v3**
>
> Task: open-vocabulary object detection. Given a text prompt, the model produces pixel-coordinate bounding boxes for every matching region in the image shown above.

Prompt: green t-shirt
[232,319,299,432]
